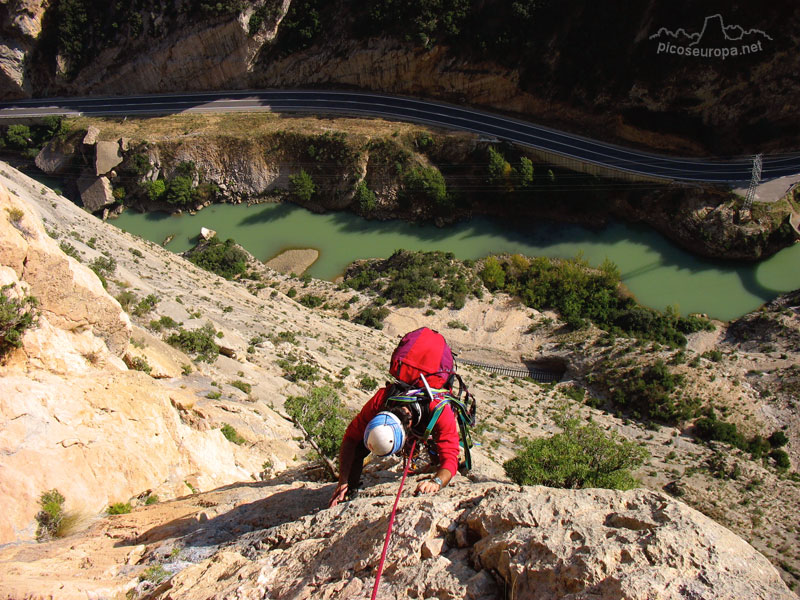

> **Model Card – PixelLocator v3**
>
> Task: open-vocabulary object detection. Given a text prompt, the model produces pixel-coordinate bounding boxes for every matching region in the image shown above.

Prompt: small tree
[144,179,166,202]
[285,385,351,461]
[355,180,377,214]
[5,124,31,150]
[403,166,450,210]
[165,175,194,206]
[504,417,648,490]
[289,169,316,202]
[479,256,506,291]
[487,146,511,185]
[515,156,534,188]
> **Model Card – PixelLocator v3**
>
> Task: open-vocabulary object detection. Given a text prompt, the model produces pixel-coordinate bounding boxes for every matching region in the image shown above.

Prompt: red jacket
[343,386,460,476]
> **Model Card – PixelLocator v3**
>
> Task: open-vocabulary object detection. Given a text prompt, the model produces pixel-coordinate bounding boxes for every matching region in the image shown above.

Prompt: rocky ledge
[0,471,793,600]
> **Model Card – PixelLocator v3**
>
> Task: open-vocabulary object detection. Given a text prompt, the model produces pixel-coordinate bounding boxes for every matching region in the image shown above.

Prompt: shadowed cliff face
[3,0,799,155]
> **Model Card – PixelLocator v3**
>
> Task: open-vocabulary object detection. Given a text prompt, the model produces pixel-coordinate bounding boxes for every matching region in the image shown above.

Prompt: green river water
[111,202,800,322]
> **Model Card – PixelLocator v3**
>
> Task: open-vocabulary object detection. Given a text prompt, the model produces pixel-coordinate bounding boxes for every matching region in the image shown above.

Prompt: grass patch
[220,424,246,445]
[107,502,132,515]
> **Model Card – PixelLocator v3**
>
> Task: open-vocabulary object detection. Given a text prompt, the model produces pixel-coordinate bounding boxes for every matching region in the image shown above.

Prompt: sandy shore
[265,248,320,275]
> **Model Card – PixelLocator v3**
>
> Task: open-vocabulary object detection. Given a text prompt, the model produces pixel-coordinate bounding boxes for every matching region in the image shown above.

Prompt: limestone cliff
[0,181,299,544]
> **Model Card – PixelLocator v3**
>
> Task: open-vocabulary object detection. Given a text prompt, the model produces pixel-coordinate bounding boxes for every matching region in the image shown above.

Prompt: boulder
[95,140,123,175]
[77,172,115,213]
[200,227,217,240]
[82,126,100,146]
[139,482,794,600]
[0,44,29,99]
[34,139,73,175]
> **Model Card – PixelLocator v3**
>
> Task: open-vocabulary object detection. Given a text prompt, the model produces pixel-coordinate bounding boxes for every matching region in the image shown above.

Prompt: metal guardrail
[455,358,562,383]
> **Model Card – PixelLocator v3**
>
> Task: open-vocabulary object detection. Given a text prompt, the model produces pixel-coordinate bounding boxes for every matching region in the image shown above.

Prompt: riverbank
[111,201,800,322]
[29,114,800,264]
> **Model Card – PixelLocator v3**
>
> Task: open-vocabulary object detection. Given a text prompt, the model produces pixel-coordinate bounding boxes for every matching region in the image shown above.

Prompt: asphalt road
[2,90,798,184]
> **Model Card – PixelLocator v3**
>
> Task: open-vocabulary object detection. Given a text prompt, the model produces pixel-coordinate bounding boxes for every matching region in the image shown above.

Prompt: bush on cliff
[166,324,220,362]
[0,284,38,359]
[34,489,80,540]
[285,385,351,460]
[289,169,316,202]
[187,237,248,279]
[503,417,648,490]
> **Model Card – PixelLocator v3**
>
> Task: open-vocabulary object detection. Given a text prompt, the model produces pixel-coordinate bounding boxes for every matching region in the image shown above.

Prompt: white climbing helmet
[364,411,406,456]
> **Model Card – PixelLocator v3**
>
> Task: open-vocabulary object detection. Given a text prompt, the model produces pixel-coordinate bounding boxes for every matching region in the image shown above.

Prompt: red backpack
[390,327,454,388]
[387,327,476,471]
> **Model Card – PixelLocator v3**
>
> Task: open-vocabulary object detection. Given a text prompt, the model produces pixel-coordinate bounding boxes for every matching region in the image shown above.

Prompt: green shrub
[285,385,351,460]
[299,294,324,308]
[401,166,451,211]
[89,256,116,289]
[702,350,723,362]
[188,238,248,280]
[478,254,713,346]
[128,356,152,374]
[132,294,158,317]
[769,431,789,448]
[747,435,771,459]
[59,241,80,260]
[115,290,137,311]
[770,449,791,470]
[503,418,648,490]
[220,424,246,445]
[606,360,693,424]
[231,380,252,394]
[0,284,38,358]
[479,256,506,291]
[355,180,377,214]
[694,415,745,447]
[166,324,220,362]
[144,494,159,505]
[280,361,319,382]
[6,206,24,223]
[107,502,132,515]
[35,489,65,540]
[358,374,379,391]
[288,169,316,202]
[352,306,389,329]
[4,124,31,150]
[140,564,171,584]
[149,315,180,332]
[345,250,480,310]
[144,179,166,202]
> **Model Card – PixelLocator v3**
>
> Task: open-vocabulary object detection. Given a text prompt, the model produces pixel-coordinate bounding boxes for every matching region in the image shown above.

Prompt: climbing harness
[370,439,417,600]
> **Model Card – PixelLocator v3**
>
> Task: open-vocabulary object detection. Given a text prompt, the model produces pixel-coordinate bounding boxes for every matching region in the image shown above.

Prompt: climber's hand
[328,482,349,508]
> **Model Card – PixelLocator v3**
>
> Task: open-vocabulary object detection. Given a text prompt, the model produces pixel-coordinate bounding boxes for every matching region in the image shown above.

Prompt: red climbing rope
[370,439,417,600]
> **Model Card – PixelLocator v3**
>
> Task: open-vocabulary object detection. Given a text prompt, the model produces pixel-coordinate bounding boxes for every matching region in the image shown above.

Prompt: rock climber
[328,327,467,507]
